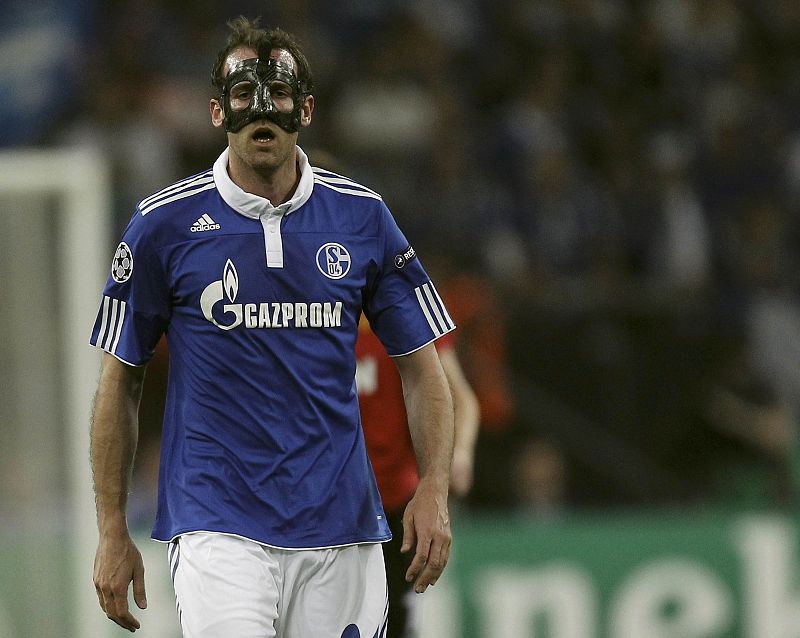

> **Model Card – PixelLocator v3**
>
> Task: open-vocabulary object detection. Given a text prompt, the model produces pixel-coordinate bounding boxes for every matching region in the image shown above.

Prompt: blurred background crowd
[4,0,800,520]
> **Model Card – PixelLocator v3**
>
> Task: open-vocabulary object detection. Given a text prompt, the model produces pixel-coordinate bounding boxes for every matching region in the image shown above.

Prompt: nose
[255,85,276,113]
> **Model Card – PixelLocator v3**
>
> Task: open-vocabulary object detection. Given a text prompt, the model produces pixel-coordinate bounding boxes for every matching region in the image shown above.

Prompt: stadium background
[2,0,800,636]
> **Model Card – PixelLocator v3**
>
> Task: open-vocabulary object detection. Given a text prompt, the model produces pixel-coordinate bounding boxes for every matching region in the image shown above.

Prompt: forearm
[90,354,145,536]
[394,343,454,591]
[396,345,454,487]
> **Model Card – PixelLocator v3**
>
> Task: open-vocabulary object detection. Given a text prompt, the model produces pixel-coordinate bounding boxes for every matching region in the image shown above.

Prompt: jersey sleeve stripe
[138,172,213,209]
[102,298,119,350]
[140,181,217,216]
[111,300,126,354]
[97,295,111,348]
[96,296,126,354]
[415,285,443,337]
[421,282,453,334]
[427,281,455,330]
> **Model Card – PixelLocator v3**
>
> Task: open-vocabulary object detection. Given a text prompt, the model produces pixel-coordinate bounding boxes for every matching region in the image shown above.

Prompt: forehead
[224,46,298,77]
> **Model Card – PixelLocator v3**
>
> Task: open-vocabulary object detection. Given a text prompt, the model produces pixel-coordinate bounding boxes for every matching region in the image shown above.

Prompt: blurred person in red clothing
[356,316,479,637]
[430,259,514,435]
[424,255,518,513]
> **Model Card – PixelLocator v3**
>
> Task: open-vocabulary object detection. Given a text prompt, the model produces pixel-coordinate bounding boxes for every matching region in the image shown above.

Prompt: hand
[401,478,452,593]
[93,531,147,632]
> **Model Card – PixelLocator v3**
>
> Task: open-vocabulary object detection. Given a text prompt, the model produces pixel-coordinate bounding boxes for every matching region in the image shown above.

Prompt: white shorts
[168,532,388,638]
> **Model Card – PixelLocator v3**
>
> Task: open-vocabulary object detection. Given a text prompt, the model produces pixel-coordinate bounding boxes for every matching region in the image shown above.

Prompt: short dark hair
[211,17,313,98]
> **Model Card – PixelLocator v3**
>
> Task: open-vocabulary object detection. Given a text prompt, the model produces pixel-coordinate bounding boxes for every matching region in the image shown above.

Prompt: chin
[251,152,286,172]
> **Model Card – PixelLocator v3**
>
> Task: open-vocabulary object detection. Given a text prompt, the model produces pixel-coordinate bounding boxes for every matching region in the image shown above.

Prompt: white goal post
[0,148,110,637]
[0,148,192,638]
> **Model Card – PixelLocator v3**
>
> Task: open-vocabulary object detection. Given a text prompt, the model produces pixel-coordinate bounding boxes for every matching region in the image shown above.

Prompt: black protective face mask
[221,58,305,133]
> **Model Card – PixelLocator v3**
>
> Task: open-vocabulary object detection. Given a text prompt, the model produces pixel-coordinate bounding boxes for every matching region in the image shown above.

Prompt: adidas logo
[191,213,221,232]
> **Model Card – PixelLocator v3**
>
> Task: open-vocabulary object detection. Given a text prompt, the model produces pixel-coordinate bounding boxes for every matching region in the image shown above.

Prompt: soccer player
[356,318,479,637]
[89,18,455,637]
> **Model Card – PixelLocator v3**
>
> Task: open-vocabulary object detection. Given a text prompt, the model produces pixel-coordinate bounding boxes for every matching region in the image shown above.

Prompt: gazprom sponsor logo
[240,301,343,328]
[200,259,343,330]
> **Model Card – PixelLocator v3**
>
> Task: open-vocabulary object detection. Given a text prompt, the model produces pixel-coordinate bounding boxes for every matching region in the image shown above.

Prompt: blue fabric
[90,161,451,549]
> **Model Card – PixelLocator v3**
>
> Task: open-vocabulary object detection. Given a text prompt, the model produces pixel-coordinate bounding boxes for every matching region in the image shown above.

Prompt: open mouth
[252,125,276,143]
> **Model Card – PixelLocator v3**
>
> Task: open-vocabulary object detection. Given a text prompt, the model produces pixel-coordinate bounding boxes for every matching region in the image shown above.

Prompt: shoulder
[135,169,216,218]
[311,167,384,204]
[307,167,391,237]
[125,169,217,243]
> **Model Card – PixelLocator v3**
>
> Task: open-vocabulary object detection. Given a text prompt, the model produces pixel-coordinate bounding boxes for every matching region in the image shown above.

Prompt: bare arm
[394,342,454,593]
[90,352,148,632]
[439,348,480,497]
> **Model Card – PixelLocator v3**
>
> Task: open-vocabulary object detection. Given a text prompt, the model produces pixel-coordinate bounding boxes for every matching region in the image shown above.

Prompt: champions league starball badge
[111,242,134,283]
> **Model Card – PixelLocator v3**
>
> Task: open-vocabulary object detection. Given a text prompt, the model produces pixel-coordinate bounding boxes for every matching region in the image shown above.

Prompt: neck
[227,150,300,205]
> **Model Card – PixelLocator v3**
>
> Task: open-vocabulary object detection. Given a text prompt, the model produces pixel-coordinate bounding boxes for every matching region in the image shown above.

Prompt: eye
[230,81,254,100]
[269,82,293,99]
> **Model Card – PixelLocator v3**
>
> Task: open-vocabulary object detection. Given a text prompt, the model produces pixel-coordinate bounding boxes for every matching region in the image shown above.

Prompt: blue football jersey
[90,146,455,549]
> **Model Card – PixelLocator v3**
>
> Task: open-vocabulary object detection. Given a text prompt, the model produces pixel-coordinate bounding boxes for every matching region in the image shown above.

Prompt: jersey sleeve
[364,204,455,356]
[89,211,171,366]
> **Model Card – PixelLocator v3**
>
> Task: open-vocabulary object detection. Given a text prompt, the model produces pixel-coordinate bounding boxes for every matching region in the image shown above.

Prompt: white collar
[212,145,314,219]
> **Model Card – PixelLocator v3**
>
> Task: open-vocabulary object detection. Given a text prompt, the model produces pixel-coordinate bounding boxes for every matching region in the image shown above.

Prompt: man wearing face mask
[88,17,455,638]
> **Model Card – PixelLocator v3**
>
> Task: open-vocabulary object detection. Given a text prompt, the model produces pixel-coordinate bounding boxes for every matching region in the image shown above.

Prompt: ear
[300,94,315,128]
[210,98,225,128]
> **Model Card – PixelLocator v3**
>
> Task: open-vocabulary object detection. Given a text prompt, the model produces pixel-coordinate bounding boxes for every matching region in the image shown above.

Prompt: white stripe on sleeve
[427,282,455,330]
[415,285,442,337]
[97,296,127,354]
[422,283,450,334]
[103,298,120,351]
[110,300,126,354]
[97,295,111,347]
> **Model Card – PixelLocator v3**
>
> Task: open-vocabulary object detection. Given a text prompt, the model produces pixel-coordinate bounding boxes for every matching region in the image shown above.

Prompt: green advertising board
[2,510,799,637]
[425,510,800,638]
